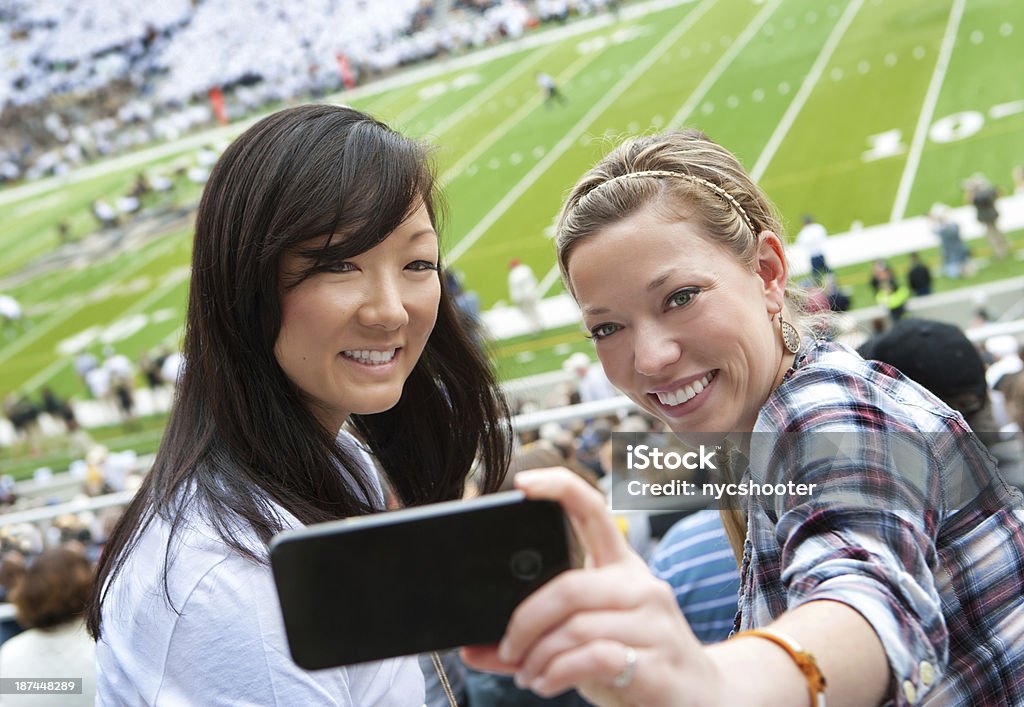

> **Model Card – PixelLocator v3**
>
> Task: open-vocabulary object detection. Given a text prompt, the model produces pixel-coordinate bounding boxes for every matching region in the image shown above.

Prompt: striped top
[649,511,740,644]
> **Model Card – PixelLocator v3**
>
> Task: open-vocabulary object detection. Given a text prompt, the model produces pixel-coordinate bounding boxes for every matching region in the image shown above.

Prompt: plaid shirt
[736,339,1024,706]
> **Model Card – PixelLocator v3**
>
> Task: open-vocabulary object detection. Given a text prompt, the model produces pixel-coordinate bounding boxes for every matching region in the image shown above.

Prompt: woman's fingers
[513,468,632,567]
[525,638,637,701]
[498,562,649,666]
[459,644,514,674]
[514,605,673,687]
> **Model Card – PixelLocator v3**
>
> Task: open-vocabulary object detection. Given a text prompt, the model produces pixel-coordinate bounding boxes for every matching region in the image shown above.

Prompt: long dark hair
[88,105,512,639]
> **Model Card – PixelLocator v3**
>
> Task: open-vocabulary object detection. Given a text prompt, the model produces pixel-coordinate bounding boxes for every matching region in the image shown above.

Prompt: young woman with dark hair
[88,104,512,704]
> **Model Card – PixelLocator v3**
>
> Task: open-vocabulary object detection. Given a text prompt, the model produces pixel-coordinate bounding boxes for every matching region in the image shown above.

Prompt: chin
[352,395,404,417]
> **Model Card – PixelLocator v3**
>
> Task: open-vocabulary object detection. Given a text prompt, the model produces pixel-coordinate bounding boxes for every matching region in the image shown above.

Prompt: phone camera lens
[509,549,544,581]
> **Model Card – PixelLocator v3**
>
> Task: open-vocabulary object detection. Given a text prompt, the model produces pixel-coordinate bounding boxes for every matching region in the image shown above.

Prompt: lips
[649,370,717,407]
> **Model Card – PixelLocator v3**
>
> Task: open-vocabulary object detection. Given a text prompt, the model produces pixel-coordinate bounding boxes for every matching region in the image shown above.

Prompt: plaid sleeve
[753,365,956,705]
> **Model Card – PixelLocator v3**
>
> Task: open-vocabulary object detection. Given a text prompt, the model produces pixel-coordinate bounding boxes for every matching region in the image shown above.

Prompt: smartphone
[269,490,571,669]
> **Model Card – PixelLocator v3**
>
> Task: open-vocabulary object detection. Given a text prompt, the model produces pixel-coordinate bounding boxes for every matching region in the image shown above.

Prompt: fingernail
[513,672,527,689]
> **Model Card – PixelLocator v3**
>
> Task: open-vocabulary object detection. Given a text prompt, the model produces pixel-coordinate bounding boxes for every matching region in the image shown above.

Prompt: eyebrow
[647,272,672,292]
[409,229,439,240]
[582,270,677,317]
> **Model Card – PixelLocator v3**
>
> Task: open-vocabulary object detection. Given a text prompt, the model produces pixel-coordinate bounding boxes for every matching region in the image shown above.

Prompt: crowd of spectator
[1,0,621,186]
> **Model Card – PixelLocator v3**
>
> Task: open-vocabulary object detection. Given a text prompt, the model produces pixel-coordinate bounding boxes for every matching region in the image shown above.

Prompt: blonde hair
[555,129,797,564]
[557,129,789,288]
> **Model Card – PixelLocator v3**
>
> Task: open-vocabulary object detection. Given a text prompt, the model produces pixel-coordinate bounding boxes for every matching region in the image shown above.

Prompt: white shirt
[577,366,618,404]
[796,221,827,257]
[0,295,21,320]
[95,438,425,706]
[0,621,96,706]
[507,264,538,305]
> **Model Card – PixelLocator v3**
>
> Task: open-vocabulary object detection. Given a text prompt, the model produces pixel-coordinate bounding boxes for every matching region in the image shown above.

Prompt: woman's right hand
[462,468,728,707]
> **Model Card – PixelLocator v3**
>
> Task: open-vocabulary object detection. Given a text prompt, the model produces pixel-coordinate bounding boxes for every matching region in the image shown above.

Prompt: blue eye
[668,287,699,308]
[588,323,621,341]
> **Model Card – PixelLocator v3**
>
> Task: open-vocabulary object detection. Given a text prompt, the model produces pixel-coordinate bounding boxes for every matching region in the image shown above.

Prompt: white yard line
[537,263,564,297]
[20,267,190,392]
[750,0,864,181]
[438,50,597,188]
[889,0,965,221]
[428,44,558,138]
[448,0,716,263]
[667,0,784,128]
[0,235,182,367]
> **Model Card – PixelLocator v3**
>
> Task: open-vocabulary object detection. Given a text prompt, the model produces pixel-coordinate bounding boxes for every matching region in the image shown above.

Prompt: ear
[755,231,788,315]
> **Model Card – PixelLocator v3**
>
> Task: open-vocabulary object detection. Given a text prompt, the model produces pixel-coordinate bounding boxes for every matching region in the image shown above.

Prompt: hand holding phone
[270,491,571,669]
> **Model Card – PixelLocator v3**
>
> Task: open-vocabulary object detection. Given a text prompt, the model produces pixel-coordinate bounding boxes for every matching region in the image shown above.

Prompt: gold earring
[779,314,801,354]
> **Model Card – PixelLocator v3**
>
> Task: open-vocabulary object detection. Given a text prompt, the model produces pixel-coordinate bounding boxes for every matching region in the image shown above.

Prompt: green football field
[1,0,1023,403]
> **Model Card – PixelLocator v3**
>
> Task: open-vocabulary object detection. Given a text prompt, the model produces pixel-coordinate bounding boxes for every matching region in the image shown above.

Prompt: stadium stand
[0,0,615,185]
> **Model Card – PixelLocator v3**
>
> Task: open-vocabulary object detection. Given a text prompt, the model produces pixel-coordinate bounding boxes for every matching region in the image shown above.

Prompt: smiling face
[567,204,790,440]
[274,203,440,431]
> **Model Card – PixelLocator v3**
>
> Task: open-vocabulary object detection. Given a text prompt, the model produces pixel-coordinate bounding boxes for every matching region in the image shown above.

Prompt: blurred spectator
[821,272,851,312]
[40,386,65,427]
[906,252,932,296]
[0,551,27,644]
[795,214,830,283]
[507,258,543,334]
[140,351,164,389]
[3,394,41,455]
[72,350,98,385]
[562,351,618,404]
[535,71,566,107]
[964,173,1010,260]
[57,220,71,244]
[575,417,614,477]
[1002,371,1024,439]
[0,294,27,339]
[984,335,1024,392]
[160,349,186,387]
[444,270,483,347]
[649,511,740,644]
[869,259,909,321]
[859,319,1024,491]
[91,199,118,229]
[0,551,26,604]
[0,548,97,706]
[928,203,970,278]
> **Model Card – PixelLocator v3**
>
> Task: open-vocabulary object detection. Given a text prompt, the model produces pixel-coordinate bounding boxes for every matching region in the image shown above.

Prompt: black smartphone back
[270,491,570,669]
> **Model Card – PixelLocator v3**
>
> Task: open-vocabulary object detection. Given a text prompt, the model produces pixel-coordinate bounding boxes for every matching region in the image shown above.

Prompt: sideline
[890,0,965,220]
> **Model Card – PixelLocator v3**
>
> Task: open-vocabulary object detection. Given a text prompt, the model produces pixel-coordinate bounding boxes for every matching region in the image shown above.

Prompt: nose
[357,274,410,331]
[632,320,682,377]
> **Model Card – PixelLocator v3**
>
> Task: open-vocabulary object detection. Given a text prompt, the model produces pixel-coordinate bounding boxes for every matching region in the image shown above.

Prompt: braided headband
[588,169,757,235]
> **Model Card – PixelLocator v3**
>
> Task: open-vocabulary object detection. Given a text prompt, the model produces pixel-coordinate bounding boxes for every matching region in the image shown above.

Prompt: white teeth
[342,348,397,364]
[654,371,715,406]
